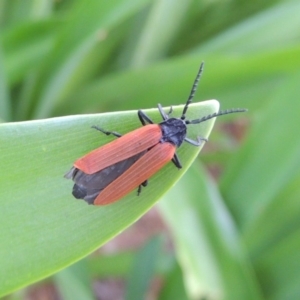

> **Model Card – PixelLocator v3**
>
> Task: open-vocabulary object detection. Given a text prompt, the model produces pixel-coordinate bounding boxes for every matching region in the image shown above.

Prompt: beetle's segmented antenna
[186,108,248,125]
[181,62,204,120]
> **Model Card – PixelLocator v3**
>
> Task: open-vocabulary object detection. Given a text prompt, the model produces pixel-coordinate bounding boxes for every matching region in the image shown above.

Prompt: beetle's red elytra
[65,63,247,205]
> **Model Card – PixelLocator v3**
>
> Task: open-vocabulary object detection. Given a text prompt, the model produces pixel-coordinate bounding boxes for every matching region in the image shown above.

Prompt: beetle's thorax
[159,118,187,147]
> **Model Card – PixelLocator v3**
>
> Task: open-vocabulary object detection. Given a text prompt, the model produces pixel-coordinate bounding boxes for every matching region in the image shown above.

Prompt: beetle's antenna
[181,62,204,120]
[186,108,248,125]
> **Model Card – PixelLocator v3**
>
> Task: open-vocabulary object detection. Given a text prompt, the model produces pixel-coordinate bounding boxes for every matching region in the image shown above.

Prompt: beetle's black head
[159,118,187,147]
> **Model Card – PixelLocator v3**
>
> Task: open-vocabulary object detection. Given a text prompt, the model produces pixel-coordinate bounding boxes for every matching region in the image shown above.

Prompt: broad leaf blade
[0,100,218,296]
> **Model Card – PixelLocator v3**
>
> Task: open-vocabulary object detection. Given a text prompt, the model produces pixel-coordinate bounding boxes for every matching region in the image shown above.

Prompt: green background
[0,0,300,299]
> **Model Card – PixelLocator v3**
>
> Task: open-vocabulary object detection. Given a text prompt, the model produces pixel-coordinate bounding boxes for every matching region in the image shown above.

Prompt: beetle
[65,63,247,205]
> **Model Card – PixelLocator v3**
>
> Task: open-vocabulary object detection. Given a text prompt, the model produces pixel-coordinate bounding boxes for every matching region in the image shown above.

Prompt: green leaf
[87,246,174,278]
[0,46,11,120]
[125,237,161,300]
[193,0,300,53]
[0,100,218,297]
[54,259,95,300]
[119,0,193,68]
[87,252,134,277]
[56,47,300,116]
[158,263,189,300]
[159,164,263,300]
[253,229,300,300]
[1,18,59,85]
[221,70,300,232]
[220,69,300,300]
[31,0,151,119]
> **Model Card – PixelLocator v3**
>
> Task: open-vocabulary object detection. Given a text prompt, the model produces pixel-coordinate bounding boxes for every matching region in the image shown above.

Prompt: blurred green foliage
[1,0,300,299]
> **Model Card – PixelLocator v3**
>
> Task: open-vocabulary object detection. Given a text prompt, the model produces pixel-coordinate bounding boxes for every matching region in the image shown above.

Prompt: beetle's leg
[172,153,182,169]
[138,110,154,126]
[184,136,207,146]
[157,104,173,121]
[158,104,168,120]
[91,125,122,138]
[137,185,142,195]
[139,105,173,125]
[167,106,173,116]
[137,180,148,195]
